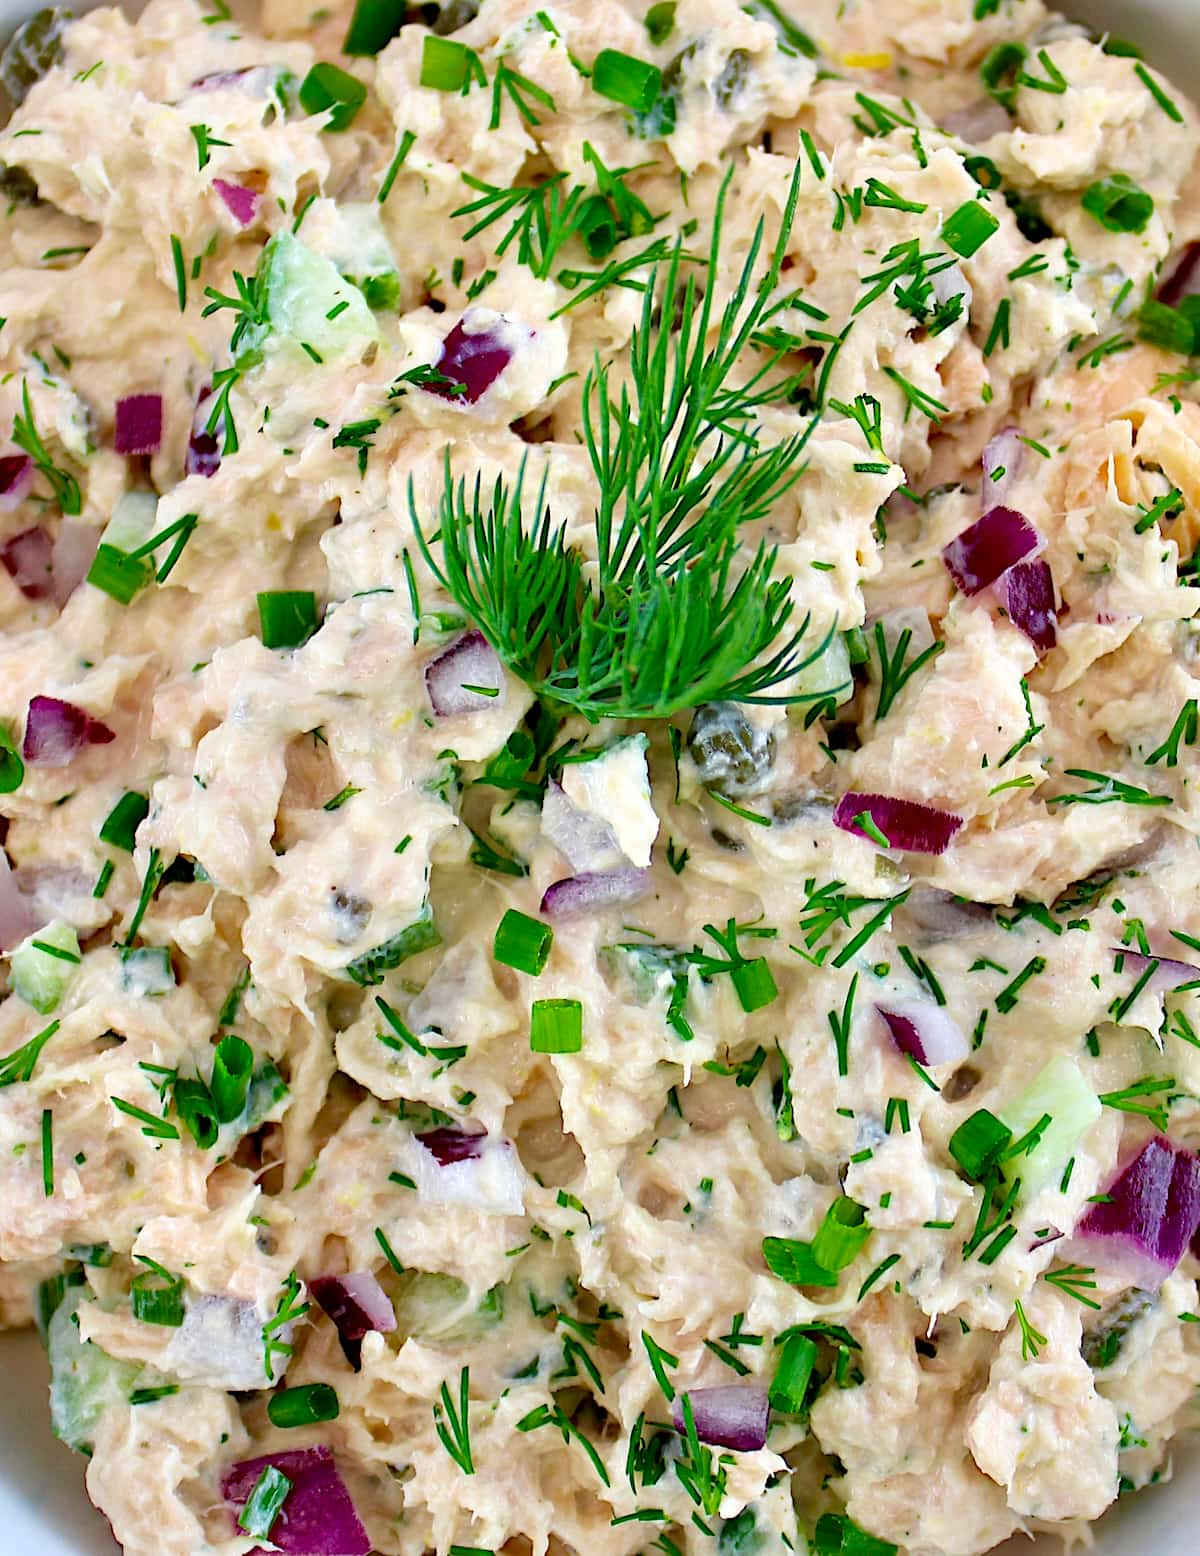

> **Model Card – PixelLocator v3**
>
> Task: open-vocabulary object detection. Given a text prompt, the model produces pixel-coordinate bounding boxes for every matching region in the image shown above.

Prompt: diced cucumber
[10,919,80,1014]
[86,490,159,603]
[48,1286,143,1453]
[256,231,379,358]
[119,945,175,997]
[393,1271,505,1344]
[1000,1054,1101,1198]
[788,627,853,715]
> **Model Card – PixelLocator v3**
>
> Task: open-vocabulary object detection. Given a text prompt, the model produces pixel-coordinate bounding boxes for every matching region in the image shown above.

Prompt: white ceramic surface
[0,0,1197,1552]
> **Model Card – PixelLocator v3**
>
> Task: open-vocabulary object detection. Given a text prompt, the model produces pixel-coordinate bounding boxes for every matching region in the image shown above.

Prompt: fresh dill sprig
[433,1365,475,1474]
[1013,1299,1047,1360]
[1041,1263,1101,1310]
[12,380,82,515]
[415,163,833,720]
[871,619,943,720]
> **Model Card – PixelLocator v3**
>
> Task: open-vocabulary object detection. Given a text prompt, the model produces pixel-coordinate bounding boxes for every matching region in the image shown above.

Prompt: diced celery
[256,231,379,358]
[48,1286,143,1453]
[10,920,80,1014]
[1000,1054,1101,1198]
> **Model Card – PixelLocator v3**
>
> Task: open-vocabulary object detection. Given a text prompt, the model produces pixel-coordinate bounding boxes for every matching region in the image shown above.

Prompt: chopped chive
[267,1382,340,1428]
[170,235,187,311]
[92,859,115,898]
[99,790,149,852]
[493,909,553,975]
[323,784,361,811]
[41,1108,53,1196]
[129,1384,180,1405]
[856,1252,900,1300]
[378,128,416,204]
[530,997,582,1054]
[257,590,318,649]
[984,297,1011,357]
[112,1095,179,1140]
[1135,62,1183,123]
[238,1465,292,1539]
[591,49,661,111]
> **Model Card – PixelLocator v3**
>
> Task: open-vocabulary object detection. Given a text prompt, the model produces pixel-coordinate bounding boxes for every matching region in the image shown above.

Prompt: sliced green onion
[1137,299,1194,356]
[644,0,675,43]
[238,1465,292,1539]
[811,1196,871,1272]
[768,1331,817,1414]
[591,49,661,111]
[173,1078,219,1150]
[0,723,23,793]
[211,1034,253,1122]
[942,199,1000,258]
[420,36,481,92]
[298,63,367,131]
[948,1107,1012,1181]
[258,590,318,649]
[814,1510,897,1556]
[761,1236,838,1288]
[576,194,618,260]
[267,1382,340,1428]
[131,1265,185,1327]
[530,997,582,1053]
[343,0,405,56]
[980,39,1027,110]
[730,956,778,1012]
[1081,174,1154,235]
[99,790,150,852]
[86,542,153,605]
[493,909,553,975]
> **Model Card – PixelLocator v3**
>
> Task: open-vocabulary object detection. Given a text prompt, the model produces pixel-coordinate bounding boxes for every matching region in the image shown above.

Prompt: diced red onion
[22,695,115,767]
[186,387,221,479]
[414,1126,487,1165]
[1159,243,1200,309]
[877,999,969,1067]
[425,316,523,404]
[424,630,504,715]
[0,852,46,953]
[999,559,1057,654]
[943,505,1042,596]
[540,867,652,921]
[191,67,255,91]
[940,98,1012,143]
[212,178,258,227]
[542,778,622,873]
[833,791,963,855]
[1,525,53,599]
[1075,1136,1200,1290]
[222,1446,371,1556]
[51,520,99,606]
[672,1386,769,1453]
[311,1272,396,1339]
[1112,946,1200,994]
[113,394,163,456]
[981,427,1024,512]
[1030,1226,1064,1251]
[0,453,33,510]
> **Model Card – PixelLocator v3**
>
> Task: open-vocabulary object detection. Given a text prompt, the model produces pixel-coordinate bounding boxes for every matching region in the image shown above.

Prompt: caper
[687,701,775,797]
[0,8,70,110]
[432,0,478,35]
[0,162,40,206]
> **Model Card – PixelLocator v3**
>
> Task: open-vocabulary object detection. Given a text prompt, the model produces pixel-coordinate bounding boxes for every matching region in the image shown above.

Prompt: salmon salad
[3,0,1200,1552]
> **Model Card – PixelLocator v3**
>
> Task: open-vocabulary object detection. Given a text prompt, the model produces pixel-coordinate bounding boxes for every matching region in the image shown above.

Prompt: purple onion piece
[23,695,114,767]
[877,1000,968,1067]
[981,427,1024,512]
[222,1446,371,1556]
[943,505,1042,596]
[833,791,963,855]
[1159,243,1200,309]
[187,386,221,479]
[114,394,163,456]
[415,1126,487,1165]
[1112,946,1200,994]
[1000,558,1057,654]
[425,318,519,404]
[213,178,258,227]
[311,1272,395,1369]
[0,453,33,510]
[673,1386,769,1453]
[1030,1225,1064,1251]
[0,852,45,953]
[191,66,255,91]
[424,629,504,716]
[1076,1136,1200,1289]
[540,867,652,921]
[51,520,99,606]
[1,525,53,599]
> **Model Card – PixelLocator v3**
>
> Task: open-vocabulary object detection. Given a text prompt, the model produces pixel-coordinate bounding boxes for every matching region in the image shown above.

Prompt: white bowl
[0,0,1197,1552]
